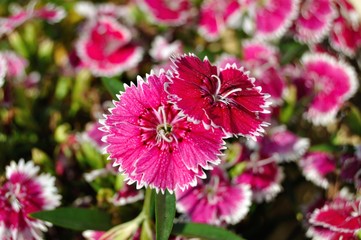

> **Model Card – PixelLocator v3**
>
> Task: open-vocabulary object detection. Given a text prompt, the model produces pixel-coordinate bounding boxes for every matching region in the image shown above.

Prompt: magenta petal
[310,198,361,234]
[138,0,191,26]
[34,4,66,23]
[295,0,336,43]
[255,0,299,39]
[235,155,284,202]
[301,53,358,125]
[176,168,252,225]
[260,126,310,162]
[330,16,361,57]
[76,17,143,77]
[299,152,336,188]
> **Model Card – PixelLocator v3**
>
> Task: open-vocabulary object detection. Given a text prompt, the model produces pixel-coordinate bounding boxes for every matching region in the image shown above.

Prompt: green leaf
[101,77,125,99]
[155,191,176,240]
[345,104,361,135]
[30,207,112,231]
[172,223,245,240]
[279,40,308,65]
[309,144,341,153]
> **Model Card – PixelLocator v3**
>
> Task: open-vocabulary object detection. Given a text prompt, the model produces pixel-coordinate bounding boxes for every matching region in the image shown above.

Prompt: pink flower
[330,0,361,57]
[0,159,61,240]
[112,184,144,206]
[198,0,242,41]
[0,3,65,36]
[301,53,358,126]
[308,196,361,239]
[137,0,192,26]
[0,51,28,79]
[260,126,310,162]
[294,0,336,44]
[168,54,270,139]
[242,41,286,105]
[235,151,284,202]
[0,5,33,36]
[76,16,143,77]
[176,167,252,225]
[242,0,299,39]
[299,152,336,188]
[101,71,225,193]
[149,36,183,62]
[34,4,66,23]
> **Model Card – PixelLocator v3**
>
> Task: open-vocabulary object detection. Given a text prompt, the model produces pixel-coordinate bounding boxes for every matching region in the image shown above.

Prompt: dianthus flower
[240,0,299,40]
[0,159,61,240]
[301,53,358,125]
[307,195,361,239]
[330,0,361,56]
[234,151,284,202]
[101,71,225,193]
[293,0,336,44]
[198,0,242,41]
[299,151,336,188]
[241,41,286,105]
[76,16,143,77]
[137,0,192,26]
[167,54,270,139]
[176,167,252,225]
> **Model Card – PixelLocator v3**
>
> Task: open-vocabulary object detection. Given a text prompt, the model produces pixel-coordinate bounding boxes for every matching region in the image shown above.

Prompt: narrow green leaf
[155,191,176,240]
[30,207,112,231]
[172,222,245,240]
[101,77,125,99]
[345,105,361,135]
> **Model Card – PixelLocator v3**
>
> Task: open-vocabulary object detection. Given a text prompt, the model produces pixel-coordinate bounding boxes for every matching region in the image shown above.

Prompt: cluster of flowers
[0,0,361,239]
[0,160,61,240]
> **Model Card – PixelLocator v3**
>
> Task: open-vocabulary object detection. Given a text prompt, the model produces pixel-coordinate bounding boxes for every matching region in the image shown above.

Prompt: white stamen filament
[212,75,222,96]
[221,88,243,99]
[158,129,173,143]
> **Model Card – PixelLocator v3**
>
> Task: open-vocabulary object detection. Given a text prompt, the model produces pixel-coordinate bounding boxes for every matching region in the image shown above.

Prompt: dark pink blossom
[330,0,361,56]
[176,167,252,225]
[101,71,225,193]
[242,41,286,105]
[0,5,33,36]
[340,146,361,189]
[301,53,358,125]
[168,54,270,139]
[0,51,28,79]
[0,159,61,239]
[137,0,192,26]
[235,151,284,202]
[299,152,336,188]
[294,0,336,43]
[242,0,299,39]
[260,126,310,162]
[198,0,242,41]
[308,196,361,239]
[34,4,66,23]
[76,17,143,77]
